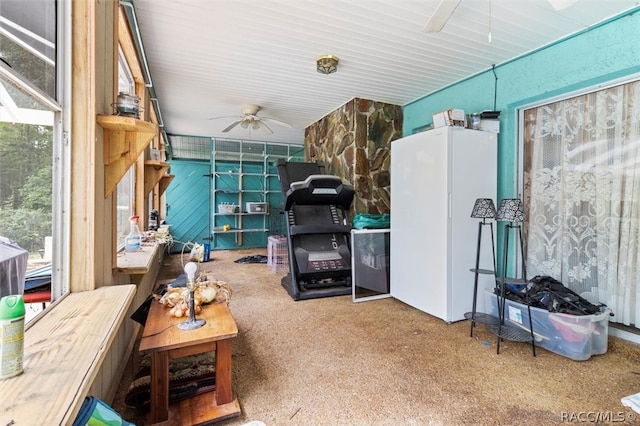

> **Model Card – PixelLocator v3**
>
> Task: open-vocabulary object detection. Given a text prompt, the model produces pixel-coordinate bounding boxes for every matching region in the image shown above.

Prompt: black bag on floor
[525,275,602,315]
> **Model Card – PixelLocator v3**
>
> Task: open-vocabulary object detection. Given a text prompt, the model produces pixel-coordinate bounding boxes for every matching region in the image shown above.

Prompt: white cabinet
[390,127,497,323]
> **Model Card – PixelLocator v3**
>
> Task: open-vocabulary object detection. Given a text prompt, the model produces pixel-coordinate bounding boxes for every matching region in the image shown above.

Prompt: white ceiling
[132,0,639,144]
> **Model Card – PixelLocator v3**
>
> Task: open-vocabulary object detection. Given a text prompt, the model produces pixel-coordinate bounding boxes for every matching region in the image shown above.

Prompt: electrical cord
[141,323,177,338]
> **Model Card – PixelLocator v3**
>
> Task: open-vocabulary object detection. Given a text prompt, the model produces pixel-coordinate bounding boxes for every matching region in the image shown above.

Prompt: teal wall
[403,7,640,201]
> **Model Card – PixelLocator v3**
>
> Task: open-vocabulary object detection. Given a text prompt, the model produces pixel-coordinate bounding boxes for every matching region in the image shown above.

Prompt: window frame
[116,47,136,250]
[0,0,70,304]
[53,0,71,301]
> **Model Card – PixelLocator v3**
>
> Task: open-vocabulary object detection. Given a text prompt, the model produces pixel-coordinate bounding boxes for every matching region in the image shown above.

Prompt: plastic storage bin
[246,202,268,214]
[484,291,610,361]
[218,204,238,214]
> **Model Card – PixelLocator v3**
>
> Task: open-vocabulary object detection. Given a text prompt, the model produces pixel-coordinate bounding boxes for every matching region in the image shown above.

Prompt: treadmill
[277,159,355,300]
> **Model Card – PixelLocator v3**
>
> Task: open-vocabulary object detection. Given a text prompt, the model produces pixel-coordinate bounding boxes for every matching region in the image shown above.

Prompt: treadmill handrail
[289,174,341,191]
[284,174,354,211]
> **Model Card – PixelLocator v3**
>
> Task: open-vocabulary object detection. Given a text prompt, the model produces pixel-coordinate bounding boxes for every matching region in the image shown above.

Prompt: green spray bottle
[0,294,25,379]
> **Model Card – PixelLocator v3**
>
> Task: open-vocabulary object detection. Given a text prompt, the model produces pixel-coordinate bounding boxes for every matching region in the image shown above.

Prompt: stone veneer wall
[304,98,402,215]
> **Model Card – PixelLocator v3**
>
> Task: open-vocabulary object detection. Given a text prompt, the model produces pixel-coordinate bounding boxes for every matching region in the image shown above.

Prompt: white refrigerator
[390,126,497,323]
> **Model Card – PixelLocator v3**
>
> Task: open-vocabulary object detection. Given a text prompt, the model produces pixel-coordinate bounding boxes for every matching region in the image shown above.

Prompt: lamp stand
[493,223,536,356]
[178,283,206,330]
[465,218,498,337]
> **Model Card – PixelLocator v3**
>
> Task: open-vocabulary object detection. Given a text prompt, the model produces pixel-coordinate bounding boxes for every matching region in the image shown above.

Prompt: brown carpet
[112,249,640,425]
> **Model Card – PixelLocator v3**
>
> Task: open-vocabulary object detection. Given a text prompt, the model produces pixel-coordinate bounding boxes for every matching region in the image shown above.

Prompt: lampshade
[496,198,526,223]
[470,198,496,219]
[316,55,339,74]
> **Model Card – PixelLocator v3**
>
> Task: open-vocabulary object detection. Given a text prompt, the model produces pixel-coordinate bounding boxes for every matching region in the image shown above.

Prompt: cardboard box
[432,109,466,128]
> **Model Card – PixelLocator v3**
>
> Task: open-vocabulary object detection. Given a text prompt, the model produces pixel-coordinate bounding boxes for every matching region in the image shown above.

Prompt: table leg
[148,351,170,423]
[215,338,233,404]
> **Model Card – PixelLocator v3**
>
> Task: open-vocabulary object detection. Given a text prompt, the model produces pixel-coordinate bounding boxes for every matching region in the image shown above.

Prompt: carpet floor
[112,249,640,426]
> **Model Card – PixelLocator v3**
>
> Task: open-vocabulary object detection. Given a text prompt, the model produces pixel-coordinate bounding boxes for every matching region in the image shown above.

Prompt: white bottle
[125,215,142,252]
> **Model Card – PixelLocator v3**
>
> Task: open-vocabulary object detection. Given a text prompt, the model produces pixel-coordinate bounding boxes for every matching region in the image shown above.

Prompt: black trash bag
[234,255,268,264]
[525,275,604,315]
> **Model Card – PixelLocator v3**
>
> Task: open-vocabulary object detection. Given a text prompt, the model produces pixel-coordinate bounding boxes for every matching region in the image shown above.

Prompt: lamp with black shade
[490,198,536,356]
[464,198,500,337]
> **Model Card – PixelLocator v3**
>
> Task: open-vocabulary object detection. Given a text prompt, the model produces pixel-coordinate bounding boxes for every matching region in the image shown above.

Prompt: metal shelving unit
[210,139,303,249]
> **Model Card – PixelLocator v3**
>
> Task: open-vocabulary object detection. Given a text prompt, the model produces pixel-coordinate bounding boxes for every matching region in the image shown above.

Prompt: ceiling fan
[213,104,292,134]
[423,0,578,33]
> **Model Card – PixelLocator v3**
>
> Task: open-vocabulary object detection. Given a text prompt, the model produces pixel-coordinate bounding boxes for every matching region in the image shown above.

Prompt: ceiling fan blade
[423,0,462,33]
[256,120,273,134]
[208,115,239,120]
[262,117,293,128]
[222,120,242,132]
[547,0,578,10]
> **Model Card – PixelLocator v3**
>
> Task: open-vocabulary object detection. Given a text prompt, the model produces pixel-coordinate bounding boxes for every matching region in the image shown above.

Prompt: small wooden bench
[0,284,136,426]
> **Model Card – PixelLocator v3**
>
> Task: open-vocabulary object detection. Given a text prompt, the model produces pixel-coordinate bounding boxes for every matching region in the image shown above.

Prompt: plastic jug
[0,294,25,379]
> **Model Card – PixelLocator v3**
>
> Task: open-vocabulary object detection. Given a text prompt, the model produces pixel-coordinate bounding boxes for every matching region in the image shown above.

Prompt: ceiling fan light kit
[316,55,339,74]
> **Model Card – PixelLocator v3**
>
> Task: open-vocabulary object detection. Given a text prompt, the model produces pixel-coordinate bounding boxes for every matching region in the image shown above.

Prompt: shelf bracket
[97,115,158,197]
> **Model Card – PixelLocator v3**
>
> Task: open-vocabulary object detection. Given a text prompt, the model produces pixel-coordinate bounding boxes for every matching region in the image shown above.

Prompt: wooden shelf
[159,174,175,196]
[97,115,158,197]
[115,242,162,275]
[469,268,495,275]
[144,160,170,195]
[212,228,268,234]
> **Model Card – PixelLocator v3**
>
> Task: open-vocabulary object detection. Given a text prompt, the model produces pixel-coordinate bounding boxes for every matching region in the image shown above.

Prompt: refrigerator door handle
[448,192,452,218]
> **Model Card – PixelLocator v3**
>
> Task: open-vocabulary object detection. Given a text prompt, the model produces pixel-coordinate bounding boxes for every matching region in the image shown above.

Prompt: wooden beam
[70,0,97,291]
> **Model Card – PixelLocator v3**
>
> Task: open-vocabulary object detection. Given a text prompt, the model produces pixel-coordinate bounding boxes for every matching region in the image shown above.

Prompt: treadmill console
[306,251,348,271]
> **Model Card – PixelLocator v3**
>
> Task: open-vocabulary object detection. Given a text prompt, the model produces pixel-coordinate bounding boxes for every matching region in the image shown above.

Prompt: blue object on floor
[72,396,135,426]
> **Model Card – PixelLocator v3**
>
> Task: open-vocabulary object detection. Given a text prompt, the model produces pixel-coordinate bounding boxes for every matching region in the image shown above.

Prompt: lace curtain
[523,80,640,326]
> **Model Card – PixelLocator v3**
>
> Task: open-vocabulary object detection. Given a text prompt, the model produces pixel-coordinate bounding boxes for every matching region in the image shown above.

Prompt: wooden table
[139,299,240,425]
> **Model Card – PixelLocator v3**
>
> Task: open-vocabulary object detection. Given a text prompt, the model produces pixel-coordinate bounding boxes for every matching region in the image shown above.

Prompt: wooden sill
[115,242,162,275]
[0,285,136,425]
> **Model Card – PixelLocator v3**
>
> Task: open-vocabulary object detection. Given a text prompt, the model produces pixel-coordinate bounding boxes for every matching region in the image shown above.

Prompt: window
[0,0,68,319]
[0,0,56,98]
[522,77,640,327]
[116,47,135,249]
